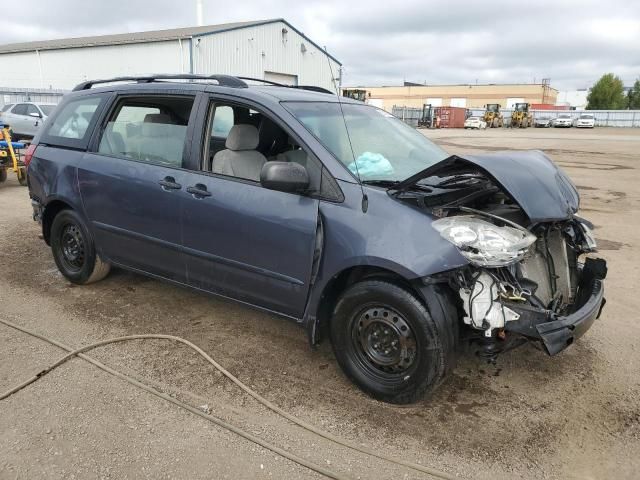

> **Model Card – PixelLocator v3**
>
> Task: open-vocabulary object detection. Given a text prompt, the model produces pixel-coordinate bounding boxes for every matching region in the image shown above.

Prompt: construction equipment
[510,103,533,128]
[342,89,368,102]
[417,103,434,128]
[0,123,27,186]
[483,104,504,128]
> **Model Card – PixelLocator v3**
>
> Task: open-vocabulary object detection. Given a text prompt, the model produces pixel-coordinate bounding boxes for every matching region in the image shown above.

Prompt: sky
[0,0,638,90]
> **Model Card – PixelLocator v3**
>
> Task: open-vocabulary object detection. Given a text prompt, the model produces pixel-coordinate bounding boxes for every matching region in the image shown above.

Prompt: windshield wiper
[361,179,400,187]
[427,174,486,187]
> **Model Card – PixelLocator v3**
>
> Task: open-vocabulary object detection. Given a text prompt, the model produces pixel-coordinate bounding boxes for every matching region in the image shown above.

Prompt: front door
[78,94,198,283]
[180,99,319,317]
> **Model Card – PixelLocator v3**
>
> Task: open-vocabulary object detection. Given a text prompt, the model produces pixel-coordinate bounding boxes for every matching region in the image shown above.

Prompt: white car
[0,102,57,139]
[574,113,595,128]
[552,114,573,128]
[464,116,487,129]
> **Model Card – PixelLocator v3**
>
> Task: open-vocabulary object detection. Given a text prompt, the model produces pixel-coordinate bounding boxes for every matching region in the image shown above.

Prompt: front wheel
[50,209,111,284]
[330,280,452,404]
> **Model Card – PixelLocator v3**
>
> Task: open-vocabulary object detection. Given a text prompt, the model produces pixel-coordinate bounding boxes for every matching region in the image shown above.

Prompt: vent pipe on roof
[196,0,204,26]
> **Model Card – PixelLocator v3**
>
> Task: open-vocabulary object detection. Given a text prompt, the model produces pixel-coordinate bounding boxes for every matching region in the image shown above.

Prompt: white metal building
[0,19,341,92]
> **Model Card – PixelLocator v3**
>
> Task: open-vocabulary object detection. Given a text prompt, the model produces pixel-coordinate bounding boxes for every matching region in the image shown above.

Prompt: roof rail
[72,74,248,91]
[237,77,334,95]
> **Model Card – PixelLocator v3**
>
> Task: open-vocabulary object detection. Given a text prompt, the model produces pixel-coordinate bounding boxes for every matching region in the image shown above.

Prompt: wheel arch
[42,198,74,245]
[309,264,426,345]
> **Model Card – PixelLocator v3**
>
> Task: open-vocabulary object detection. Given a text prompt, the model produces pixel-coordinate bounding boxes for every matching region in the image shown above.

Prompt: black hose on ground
[0,317,459,480]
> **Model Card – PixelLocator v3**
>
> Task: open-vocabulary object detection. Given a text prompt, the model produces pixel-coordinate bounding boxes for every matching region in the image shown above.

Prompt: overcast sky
[1,0,638,90]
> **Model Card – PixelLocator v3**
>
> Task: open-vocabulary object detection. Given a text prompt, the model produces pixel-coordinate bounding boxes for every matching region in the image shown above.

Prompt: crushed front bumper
[504,257,607,355]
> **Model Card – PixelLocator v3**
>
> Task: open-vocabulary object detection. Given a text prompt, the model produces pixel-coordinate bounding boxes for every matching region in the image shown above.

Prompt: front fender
[303,181,467,340]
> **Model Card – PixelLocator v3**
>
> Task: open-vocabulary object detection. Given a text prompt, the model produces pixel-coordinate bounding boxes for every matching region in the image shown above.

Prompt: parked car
[552,114,573,128]
[26,74,607,404]
[0,102,57,139]
[463,116,487,129]
[534,116,552,128]
[574,113,595,128]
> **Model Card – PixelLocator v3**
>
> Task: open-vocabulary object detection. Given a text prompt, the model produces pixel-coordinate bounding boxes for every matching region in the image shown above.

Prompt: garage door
[264,71,298,86]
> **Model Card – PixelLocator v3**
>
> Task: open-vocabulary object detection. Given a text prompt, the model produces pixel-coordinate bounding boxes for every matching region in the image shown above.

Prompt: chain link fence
[392,105,640,128]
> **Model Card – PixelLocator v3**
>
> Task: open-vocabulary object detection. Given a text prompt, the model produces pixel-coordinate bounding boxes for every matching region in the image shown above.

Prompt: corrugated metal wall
[0,88,66,108]
[393,105,640,128]
[192,21,340,92]
[0,40,190,90]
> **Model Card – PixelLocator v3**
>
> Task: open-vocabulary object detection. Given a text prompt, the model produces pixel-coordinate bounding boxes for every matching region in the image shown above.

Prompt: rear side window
[12,104,28,115]
[40,94,111,149]
[97,96,194,168]
[47,96,103,139]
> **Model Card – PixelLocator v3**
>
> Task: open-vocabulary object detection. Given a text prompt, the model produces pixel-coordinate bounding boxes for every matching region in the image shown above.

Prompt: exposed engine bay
[390,153,607,358]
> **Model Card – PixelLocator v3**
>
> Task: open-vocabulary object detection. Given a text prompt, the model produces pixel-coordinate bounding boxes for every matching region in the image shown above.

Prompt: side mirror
[260,161,309,193]
[29,112,41,118]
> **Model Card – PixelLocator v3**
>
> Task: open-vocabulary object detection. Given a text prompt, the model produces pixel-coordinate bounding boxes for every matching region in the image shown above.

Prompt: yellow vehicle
[342,89,368,102]
[510,103,533,128]
[483,104,504,128]
[0,123,27,186]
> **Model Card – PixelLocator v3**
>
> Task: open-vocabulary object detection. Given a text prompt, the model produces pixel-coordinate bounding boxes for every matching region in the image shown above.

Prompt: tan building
[343,83,558,112]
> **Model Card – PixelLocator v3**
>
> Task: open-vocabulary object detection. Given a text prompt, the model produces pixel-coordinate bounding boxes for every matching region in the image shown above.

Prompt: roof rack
[72,74,248,91]
[237,77,334,95]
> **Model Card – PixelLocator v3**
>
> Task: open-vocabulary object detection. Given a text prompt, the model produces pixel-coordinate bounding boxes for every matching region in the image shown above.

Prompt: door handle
[186,184,212,198]
[159,176,182,190]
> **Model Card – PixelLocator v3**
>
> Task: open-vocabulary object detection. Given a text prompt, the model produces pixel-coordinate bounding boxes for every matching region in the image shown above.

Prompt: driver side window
[204,100,331,197]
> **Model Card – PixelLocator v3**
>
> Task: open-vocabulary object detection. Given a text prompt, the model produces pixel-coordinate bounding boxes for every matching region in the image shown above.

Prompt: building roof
[0,18,341,64]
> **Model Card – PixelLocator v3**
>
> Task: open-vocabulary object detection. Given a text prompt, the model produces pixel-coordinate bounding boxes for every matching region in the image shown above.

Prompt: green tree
[586,73,627,110]
[627,79,640,109]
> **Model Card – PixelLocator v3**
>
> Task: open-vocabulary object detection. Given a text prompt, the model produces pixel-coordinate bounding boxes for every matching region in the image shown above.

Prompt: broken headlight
[432,216,537,267]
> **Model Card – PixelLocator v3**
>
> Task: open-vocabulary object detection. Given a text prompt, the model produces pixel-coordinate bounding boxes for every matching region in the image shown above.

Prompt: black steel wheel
[50,209,111,284]
[331,280,454,404]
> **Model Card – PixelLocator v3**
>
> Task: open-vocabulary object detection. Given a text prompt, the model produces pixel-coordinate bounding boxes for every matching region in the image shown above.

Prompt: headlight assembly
[432,216,536,267]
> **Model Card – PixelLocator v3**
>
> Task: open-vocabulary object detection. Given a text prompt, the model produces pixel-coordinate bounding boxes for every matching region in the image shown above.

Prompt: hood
[392,151,579,223]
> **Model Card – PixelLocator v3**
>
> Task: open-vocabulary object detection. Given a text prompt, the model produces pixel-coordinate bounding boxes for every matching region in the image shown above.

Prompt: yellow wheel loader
[483,104,504,128]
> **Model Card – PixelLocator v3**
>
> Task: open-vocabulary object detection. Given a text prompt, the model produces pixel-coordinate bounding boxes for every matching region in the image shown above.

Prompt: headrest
[144,113,172,124]
[225,124,259,151]
[142,122,169,138]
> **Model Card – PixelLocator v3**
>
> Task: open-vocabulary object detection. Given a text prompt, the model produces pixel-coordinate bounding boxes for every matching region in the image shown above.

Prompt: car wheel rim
[351,306,417,376]
[60,223,85,271]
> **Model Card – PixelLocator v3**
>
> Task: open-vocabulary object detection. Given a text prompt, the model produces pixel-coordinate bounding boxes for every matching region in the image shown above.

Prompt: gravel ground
[0,128,638,480]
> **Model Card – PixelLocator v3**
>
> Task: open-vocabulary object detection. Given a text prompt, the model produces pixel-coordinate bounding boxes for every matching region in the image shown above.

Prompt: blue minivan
[26,74,607,403]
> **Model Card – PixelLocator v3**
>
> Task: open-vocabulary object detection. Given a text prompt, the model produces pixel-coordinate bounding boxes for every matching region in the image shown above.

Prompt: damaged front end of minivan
[391,150,607,359]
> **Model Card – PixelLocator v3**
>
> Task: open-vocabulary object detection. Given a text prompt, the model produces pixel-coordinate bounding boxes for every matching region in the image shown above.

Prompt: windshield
[559,114,571,118]
[580,114,594,119]
[38,105,55,116]
[284,102,448,182]
[487,105,499,112]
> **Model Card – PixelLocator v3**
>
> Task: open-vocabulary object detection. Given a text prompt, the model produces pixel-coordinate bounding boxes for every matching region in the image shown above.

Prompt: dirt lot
[1,128,639,480]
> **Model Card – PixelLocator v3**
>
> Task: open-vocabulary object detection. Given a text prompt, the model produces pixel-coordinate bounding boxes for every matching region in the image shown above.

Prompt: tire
[18,168,27,186]
[330,280,452,404]
[0,168,6,183]
[50,209,111,284]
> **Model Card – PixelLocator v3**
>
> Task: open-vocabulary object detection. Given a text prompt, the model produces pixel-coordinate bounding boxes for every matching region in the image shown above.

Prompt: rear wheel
[0,168,6,183]
[330,280,452,404]
[17,168,27,186]
[50,209,110,284]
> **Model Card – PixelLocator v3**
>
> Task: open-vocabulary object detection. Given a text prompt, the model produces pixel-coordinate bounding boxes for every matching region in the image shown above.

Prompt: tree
[627,79,640,110]
[586,73,626,110]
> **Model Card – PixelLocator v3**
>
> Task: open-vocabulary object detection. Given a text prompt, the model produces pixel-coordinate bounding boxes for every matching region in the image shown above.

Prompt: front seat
[212,124,266,182]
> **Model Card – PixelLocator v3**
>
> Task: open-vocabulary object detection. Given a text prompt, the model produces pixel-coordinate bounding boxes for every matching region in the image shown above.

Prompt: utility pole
[196,0,204,26]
